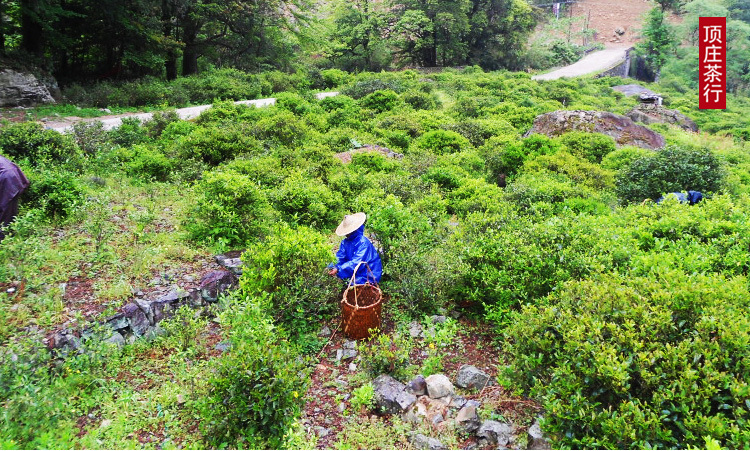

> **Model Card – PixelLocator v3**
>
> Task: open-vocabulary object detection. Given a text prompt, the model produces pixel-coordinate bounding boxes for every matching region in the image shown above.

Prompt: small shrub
[272,174,342,228]
[401,90,440,110]
[239,225,339,341]
[0,122,81,166]
[253,110,309,147]
[350,383,376,413]
[359,89,400,113]
[320,68,354,89]
[616,145,724,203]
[124,144,174,182]
[556,131,617,163]
[21,167,84,218]
[341,79,403,99]
[357,331,412,381]
[158,304,206,354]
[185,169,271,246]
[143,110,180,139]
[413,130,472,155]
[523,152,615,190]
[600,146,653,171]
[107,117,150,147]
[178,124,263,166]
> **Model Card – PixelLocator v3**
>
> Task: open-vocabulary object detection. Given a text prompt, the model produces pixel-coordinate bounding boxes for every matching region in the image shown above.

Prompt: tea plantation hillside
[2,68,750,449]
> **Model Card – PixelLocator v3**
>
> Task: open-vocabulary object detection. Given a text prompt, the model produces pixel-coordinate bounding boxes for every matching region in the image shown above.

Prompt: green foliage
[202,295,307,449]
[600,146,654,172]
[107,117,150,147]
[616,145,725,203]
[239,225,339,341]
[359,89,400,113]
[413,130,472,155]
[185,168,271,246]
[158,304,207,355]
[556,131,617,163]
[0,122,81,167]
[253,110,309,147]
[502,272,750,449]
[321,69,355,89]
[350,383,376,412]
[178,124,263,166]
[21,167,84,218]
[123,145,174,182]
[523,152,615,190]
[357,331,413,381]
[272,174,343,228]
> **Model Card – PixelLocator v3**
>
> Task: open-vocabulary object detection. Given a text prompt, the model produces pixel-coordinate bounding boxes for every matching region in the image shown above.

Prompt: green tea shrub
[502,272,750,449]
[523,152,615,190]
[253,110,309,147]
[484,133,562,181]
[412,130,472,155]
[341,78,403,99]
[274,92,314,116]
[357,331,412,381]
[21,167,84,218]
[487,102,538,130]
[259,70,310,94]
[181,68,263,102]
[556,131,617,163]
[123,144,174,182]
[616,145,725,203]
[70,122,111,157]
[177,124,262,166]
[444,118,517,147]
[376,114,424,138]
[108,117,150,147]
[221,156,289,187]
[0,122,81,166]
[600,146,653,171]
[185,169,271,246]
[446,177,505,215]
[423,164,467,191]
[272,174,342,228]
[359,89,400,113]
[319,94,357,112]
[202,295,307,449]
[143,110,180,139]
[505,172,595,211]
[320,68,354,88]
[350,152,400,173]
[195,100,264,125]
[239,225,339,338]
[401,90,440,110]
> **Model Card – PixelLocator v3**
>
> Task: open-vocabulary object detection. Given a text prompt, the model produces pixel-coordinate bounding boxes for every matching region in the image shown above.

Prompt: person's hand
[328,267,338,277]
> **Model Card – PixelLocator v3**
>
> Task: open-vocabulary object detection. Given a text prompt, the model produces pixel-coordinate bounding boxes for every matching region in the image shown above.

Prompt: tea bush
[412,130,472,155]
[616,145,725,203]
[272,174,342,228]
[239,225,339,340]
[359,89,400,113]
[0,122,82,167]
[600,146,654,171]
[107,117,150,147]
[357,331,413,381]
[522,152,615,190]
[122,144,174,182]
[184,169,271,246]
[556,131,617,163]
[177,124,263,166]
[320,68,354,88]
[202,294,307,449]
[21,166,84,218]
[502,272,750,449]
[253,110,309,147]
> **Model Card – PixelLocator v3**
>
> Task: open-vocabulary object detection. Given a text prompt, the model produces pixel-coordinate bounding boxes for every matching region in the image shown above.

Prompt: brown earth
[569,0,656,48]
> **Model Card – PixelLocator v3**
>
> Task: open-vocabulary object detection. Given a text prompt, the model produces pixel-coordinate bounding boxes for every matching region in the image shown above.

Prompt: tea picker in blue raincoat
[328,212,382,285]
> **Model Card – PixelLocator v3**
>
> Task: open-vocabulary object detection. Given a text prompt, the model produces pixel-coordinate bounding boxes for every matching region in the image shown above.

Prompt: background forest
[1,0,750,449]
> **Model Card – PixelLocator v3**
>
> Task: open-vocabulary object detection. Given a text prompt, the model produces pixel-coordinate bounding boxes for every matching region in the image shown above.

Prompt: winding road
[531,46,630,81]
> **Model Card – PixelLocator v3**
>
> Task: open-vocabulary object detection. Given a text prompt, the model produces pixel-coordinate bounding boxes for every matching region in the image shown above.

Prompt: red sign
[699,17,726,109]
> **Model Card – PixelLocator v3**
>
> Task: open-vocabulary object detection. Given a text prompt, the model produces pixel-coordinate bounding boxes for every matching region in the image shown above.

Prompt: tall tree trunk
[21,0,44,56]
[181,17,200,76]
[162,0,178,80]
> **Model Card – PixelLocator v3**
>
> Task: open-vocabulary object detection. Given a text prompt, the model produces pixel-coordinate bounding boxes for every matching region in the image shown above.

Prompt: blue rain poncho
[333,224,382,285]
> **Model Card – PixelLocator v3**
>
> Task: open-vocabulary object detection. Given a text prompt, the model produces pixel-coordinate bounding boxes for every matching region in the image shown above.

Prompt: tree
[466,0,536,70]
[329,0,389,71]
[636,7,677,82]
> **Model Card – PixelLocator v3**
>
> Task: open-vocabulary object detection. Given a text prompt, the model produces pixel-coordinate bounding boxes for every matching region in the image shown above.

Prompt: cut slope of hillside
[569,0,655,47]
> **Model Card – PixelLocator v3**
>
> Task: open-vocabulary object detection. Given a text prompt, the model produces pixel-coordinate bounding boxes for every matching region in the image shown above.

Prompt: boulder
[199,269,237,302]
[372,374,417,414]
[104,331,126,348]
[406,375,427,396]
[626,104,698,132]
[456,365,490,390]
[456,404,481,433]
[526,110,665,150]
[0,69,55,107]
[425,374,455,399]
[528,419,552,450]
[410,433,447,450]
[122,302,150,336]
[404,395,450,426]
[477,420,514,447]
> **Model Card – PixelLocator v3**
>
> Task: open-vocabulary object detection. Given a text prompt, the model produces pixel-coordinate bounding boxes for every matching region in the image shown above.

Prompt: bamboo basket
[340,262,382,340]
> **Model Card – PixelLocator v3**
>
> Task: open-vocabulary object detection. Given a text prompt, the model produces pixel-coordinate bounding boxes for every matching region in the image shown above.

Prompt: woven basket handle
[347,261,379,308]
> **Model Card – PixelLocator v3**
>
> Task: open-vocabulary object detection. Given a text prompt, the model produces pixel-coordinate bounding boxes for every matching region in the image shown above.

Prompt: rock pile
[372,367,551,450]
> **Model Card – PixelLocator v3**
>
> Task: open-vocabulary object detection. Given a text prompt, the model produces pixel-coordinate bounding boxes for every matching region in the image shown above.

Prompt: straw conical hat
[335,212,367,236]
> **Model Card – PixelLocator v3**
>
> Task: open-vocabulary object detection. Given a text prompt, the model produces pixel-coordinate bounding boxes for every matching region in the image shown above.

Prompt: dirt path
[45,91,339,133]
[531,46,630,81]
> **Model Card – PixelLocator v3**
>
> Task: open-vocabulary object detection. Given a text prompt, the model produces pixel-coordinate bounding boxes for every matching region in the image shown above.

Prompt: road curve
[47,91,339,134]
[531,47,629,81]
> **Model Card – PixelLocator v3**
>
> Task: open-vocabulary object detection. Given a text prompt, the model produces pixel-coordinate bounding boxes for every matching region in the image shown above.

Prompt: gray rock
[319,326,332,337]
[215,341,232,352]
[348,362,357,372]
[430,315,447,324]
[528,419,551,450]
[199,270,237,302]
[456,364,490,390]
[143,325,166,340]
[477,420,514,447]
[372,374,417,414]
[408,321,423,338]
[406,375,427,396]
[410,433,447,450]
[0,69,55,107]
[105,312,129,331]
[432,413,444,426]
[343,340,357,350]
[122,302,150,336]
[133,298,156,325]
[342,349,357,360]
[449,395,467,408]
[425,374,455,399]
[456,404,481,433]
[216,255,244,275]
[314,426,330,438]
